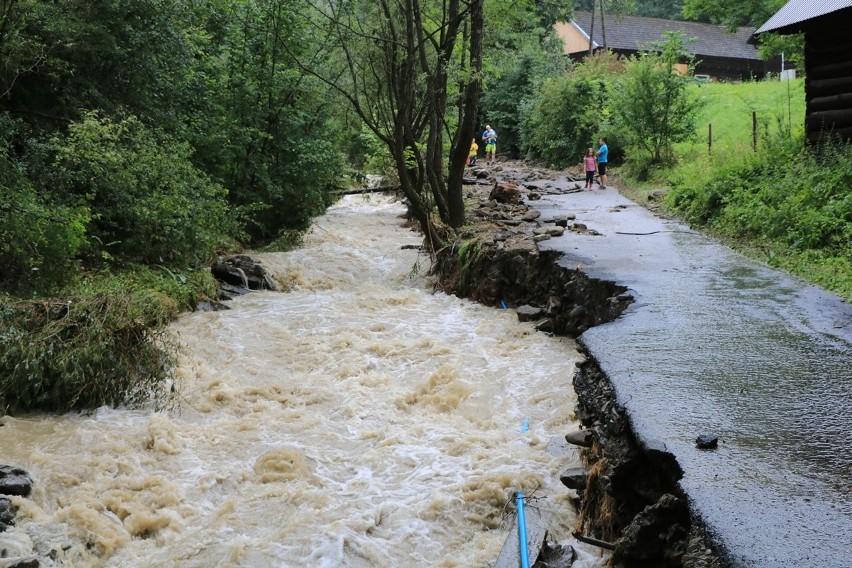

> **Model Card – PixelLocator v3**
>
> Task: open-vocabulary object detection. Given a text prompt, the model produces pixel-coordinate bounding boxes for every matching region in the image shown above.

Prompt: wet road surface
[529,180,851,567]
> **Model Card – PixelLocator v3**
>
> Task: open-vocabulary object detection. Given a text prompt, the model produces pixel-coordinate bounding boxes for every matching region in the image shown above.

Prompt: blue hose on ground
[516,492,530,568]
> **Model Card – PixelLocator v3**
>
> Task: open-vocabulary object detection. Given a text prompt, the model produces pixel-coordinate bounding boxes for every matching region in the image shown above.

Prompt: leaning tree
[290,0,484,249]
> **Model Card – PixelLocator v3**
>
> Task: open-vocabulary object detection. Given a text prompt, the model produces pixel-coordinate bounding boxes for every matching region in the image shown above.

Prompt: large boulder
[488,180,521,204]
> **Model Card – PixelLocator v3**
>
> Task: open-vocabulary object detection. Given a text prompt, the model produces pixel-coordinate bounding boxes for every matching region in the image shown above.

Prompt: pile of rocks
[0,464,42,568]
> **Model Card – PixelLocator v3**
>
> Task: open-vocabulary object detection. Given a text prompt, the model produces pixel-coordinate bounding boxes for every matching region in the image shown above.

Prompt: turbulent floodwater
[2,195,604,567]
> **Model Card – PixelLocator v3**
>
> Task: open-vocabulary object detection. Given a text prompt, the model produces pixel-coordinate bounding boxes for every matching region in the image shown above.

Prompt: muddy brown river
[1,195,606,567]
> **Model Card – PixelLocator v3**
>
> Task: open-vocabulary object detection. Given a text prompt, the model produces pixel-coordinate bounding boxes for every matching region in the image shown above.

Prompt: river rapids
[1,194,605,567]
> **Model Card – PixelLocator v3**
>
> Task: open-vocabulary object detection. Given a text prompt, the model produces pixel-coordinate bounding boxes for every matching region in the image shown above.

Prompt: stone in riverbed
[211,254,279,291]
[516,304,545,322]
[560,467,587,490]
[543,216,569,227]
[564,429,593,448]
[695,434,718,449]
[0,466,32,498]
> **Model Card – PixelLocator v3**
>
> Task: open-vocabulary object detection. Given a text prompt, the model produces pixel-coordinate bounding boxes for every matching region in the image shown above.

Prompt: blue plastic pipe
[516,492,530,568]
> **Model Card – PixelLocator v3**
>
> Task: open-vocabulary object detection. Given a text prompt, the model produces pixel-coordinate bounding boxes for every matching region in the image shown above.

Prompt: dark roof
[755,0,852,34]
[571,11,760,61]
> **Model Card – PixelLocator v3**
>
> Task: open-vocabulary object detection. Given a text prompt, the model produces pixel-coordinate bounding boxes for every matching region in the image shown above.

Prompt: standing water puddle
[1,195,603,567]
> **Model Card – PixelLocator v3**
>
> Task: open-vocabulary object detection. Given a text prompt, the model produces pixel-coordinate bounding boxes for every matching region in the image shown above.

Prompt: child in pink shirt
[583,148,597,190]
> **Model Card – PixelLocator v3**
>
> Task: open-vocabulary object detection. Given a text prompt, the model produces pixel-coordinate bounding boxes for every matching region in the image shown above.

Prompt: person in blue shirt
[482,124,497,165]
[596,137,609,189]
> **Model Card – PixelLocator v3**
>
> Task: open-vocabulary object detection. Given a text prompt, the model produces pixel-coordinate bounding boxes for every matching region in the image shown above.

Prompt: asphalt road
[529,180,851,567]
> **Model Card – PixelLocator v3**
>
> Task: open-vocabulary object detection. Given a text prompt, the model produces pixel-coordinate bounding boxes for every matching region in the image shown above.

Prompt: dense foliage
[523,72,609,167]
[43,113,233,265]
[611,32,703,166]
[1,0,344,285]
[0,119,87,295]
[0,0,346,412]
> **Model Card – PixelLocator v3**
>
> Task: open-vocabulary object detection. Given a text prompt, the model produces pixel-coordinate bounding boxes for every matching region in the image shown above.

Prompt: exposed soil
[433,161,725,568]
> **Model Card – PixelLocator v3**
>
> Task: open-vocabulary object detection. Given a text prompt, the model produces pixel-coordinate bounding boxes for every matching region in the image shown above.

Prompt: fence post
[752,111,757,152]
[708,123,712,155]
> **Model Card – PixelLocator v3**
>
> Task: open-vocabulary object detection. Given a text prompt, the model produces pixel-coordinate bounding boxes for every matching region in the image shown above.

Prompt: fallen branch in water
[615,230,697,236]
[336,185,401,195]
[571,531,615,550]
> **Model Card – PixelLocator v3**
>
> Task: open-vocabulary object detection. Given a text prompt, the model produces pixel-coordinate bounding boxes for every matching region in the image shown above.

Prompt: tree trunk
[447,0,483,228]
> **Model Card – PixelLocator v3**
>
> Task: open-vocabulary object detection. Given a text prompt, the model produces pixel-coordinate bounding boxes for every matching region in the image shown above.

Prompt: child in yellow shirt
[467,138,478,166]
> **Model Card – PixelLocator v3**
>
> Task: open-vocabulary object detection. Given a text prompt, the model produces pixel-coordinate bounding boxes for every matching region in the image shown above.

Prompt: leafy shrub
[0,292,179,414]
[523,73,609,168]
[45,113,235,266]
[0,115,88,295]
[0,184,88,296]
[611,32,704,166]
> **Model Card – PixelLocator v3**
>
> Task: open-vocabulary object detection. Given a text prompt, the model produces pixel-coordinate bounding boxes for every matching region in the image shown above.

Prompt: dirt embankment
[433,162,723,568]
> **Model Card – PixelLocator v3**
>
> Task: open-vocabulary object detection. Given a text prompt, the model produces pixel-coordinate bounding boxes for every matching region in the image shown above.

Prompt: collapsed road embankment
[435,167,722,567]
[437,162,852,567]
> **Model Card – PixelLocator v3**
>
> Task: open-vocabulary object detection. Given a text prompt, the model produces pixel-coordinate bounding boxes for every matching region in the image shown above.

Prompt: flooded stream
[1,195,601,567]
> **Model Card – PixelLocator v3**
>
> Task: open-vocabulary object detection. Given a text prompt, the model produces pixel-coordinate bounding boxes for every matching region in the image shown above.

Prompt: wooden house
[556,12,773,81]
[755,0,852,142]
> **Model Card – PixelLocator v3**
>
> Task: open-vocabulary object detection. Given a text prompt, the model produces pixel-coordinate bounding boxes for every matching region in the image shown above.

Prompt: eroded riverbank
[434,164,723,567]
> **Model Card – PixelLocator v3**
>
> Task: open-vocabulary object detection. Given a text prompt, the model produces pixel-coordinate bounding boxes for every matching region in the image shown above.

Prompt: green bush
[0,292,179,414]
[611,32,704,166]
[0,116,88,295]
[523,74,609,168]
[45,113,235,266]
[0,184,88,296]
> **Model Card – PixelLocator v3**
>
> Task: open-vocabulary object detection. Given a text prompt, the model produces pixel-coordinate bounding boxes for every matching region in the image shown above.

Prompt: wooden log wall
[804,12,852,143]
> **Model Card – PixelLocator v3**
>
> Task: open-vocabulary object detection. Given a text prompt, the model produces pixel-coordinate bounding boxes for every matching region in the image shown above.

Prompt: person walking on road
[583,147,597,190]
[482,124,497,165]
[596,137,609,189]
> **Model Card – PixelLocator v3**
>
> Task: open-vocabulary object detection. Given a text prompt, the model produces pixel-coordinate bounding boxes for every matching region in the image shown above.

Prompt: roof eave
[568,19,600,50]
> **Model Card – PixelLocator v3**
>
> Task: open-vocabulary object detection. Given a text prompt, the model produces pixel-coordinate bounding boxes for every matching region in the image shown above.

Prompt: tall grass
[0,267,218,414]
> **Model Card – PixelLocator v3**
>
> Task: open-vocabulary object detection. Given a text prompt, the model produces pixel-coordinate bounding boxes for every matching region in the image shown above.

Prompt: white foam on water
[2,195,587,567]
